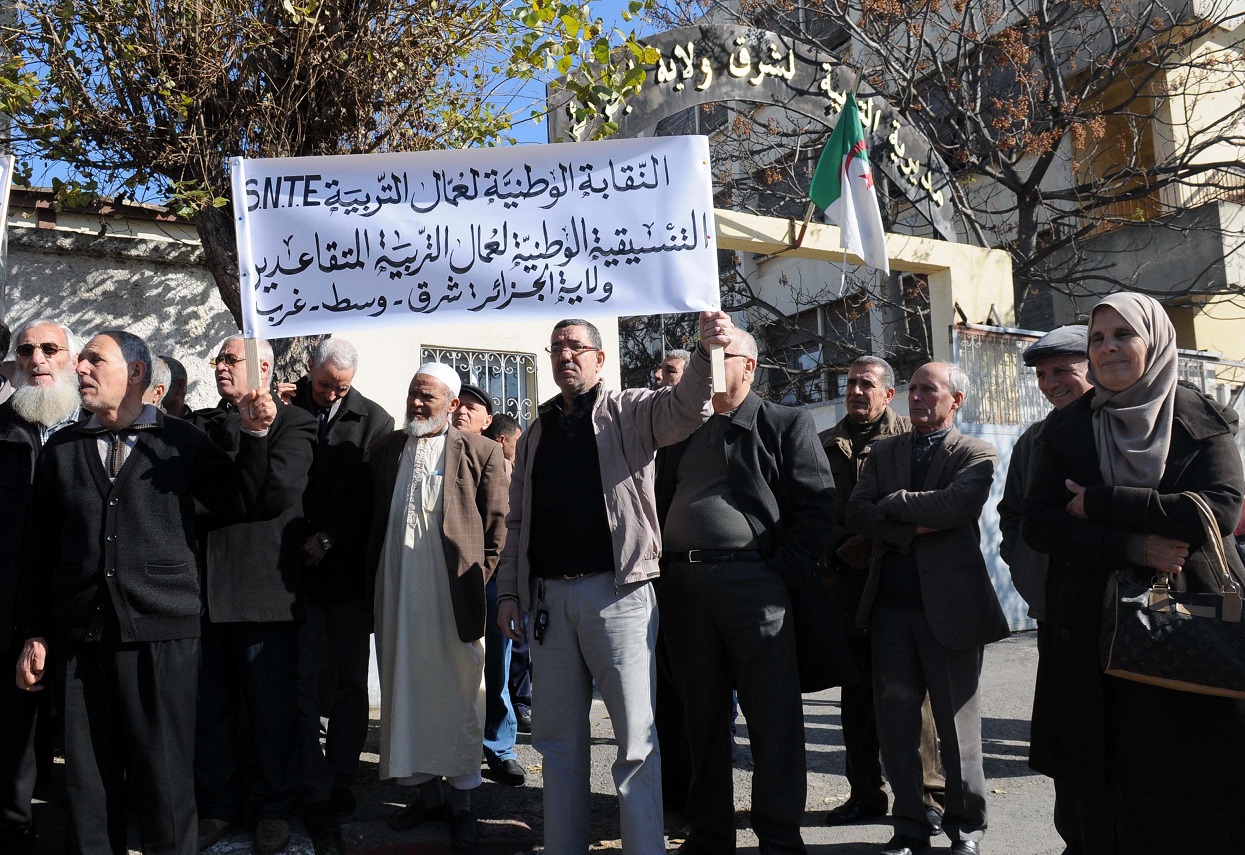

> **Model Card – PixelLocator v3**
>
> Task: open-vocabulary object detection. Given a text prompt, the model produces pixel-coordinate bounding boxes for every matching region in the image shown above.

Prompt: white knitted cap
[414,362,462,398]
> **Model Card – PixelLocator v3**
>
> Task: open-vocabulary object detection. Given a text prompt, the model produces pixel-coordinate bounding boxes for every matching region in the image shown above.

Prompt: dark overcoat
[288,377,394,605]
[1022,386,1245,789]
[192,401,317,623]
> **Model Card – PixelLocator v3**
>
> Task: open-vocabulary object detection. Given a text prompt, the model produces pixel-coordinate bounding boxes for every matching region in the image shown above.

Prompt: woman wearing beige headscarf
[1023,292,1245,853]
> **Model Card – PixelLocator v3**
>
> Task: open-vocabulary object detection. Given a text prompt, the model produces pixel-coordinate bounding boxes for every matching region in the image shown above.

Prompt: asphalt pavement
[30,630,1058,854]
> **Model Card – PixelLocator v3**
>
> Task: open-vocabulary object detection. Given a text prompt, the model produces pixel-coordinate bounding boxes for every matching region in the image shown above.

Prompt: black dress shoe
[516,707,532,734]
[490,758,526,786]
[447,807,478,851]
[825,798,888,825]
[387,794,447,831]
[925,804,944,835]
[950,842,980,855]
[879,834,930,855]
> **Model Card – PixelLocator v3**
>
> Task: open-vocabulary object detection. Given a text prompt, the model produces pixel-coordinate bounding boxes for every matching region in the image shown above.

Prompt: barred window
[419,346,538,426]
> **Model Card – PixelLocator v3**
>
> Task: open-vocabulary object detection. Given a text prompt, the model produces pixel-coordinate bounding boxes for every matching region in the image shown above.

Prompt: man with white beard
[0,318,82,853]
[364,363,508,851]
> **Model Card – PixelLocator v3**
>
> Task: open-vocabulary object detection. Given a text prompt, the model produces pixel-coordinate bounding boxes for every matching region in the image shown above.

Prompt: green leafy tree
[2,0,654,370]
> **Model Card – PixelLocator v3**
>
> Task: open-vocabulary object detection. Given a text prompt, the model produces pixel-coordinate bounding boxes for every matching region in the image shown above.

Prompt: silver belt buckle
[686,549,705,564]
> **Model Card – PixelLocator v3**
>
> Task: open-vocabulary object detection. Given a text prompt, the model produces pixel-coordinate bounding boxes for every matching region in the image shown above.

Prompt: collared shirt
[39,406,83,447]
[86,404,160,480]
[911,424,953,488]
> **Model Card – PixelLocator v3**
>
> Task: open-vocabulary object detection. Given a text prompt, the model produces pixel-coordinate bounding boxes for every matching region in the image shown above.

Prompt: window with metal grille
[419,346,539,426]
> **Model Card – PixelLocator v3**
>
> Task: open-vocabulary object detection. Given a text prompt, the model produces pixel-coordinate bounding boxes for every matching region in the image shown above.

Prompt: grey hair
[920,361,970,401]
[733,329,759,360]
[98,330,152,392]
[160,354,187,388]
[311,337,358,372]
[148,356,172,392]
[15,317,84,359]
[851,356,896,390]
[664,348,691,367]
[222,335,275,383]
[552,318,602,350]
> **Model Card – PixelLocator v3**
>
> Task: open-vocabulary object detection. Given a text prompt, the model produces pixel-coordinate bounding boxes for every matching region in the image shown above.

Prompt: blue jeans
[483,579,517,764]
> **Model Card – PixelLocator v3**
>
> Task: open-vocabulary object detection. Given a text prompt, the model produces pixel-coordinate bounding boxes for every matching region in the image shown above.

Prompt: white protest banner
[230,137,720,339]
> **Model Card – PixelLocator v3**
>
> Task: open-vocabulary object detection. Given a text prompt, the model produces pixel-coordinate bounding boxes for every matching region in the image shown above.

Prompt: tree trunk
[194,203,244,329]
[192,203,325,385]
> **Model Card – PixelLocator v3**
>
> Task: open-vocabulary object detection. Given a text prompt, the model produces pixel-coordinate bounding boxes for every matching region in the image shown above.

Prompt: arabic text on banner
[230,137,720,338]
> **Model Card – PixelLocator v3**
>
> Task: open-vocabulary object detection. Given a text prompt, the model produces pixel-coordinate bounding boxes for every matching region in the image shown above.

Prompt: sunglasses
[15,342,68,359]
[209,354,246,367]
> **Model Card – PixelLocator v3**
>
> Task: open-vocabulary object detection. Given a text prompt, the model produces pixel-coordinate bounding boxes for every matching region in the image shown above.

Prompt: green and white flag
[809,94,890,273]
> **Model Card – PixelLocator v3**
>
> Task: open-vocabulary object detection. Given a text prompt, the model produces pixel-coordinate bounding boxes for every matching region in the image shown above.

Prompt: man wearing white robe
[365,363,508,850]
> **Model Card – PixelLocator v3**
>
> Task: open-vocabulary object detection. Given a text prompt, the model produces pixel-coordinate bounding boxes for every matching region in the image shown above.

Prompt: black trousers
[653,621,692,812]
[195,621,300,822]
[839,633,887,811]
[61,630,199,855]
[297,600,371,804]
[658,560,806,855]
[0,646,39,845]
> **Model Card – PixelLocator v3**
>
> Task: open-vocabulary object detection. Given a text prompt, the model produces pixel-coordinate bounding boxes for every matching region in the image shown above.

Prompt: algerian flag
[809,93,890,273]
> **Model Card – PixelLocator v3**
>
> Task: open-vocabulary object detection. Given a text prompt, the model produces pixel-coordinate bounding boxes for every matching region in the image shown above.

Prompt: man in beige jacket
[498,311,732,855]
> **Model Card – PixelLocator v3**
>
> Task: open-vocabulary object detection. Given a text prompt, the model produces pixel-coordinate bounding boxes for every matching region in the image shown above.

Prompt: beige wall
[3,218,620,420]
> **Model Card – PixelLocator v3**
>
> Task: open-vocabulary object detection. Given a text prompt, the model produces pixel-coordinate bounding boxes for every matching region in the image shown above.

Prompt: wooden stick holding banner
[710,341,726,393]
[229,157,265,394]
[0,155,15,320]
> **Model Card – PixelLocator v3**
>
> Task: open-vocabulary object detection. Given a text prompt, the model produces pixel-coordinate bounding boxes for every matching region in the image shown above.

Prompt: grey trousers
[529,573,664,855]
[872,607,987,843]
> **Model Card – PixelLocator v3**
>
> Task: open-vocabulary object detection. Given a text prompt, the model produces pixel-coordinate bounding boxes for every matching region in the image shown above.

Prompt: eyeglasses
[15,342,68,359]
[545,343,600,357]
[209,354,246,367]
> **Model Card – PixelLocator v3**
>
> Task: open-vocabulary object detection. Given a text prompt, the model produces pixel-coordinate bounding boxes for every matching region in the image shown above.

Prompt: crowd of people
[0,294,1241,855]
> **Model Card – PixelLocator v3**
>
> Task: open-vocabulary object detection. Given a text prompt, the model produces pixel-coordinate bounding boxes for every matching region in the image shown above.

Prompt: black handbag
[1100,492,1245,699]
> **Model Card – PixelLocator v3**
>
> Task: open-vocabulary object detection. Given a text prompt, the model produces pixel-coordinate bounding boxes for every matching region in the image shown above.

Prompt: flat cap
[1023,325,1088,367]
[458,383,493,415]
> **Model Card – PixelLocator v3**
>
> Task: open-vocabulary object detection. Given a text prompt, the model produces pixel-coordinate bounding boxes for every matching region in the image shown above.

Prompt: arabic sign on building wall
[229,137,721,339]
[547,25,957,242]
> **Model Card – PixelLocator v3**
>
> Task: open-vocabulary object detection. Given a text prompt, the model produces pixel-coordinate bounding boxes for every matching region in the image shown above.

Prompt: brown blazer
[365,426,508,642]
[846,426,1009,650]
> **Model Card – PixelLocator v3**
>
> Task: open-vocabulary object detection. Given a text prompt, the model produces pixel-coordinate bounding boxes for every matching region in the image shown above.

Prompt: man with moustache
[653,349,691,388]
[366,364,508,849]
[997,327,1091,623]
[996,326,1101,852]
[450,383,525,788]
[0,318,82,852]
[655,329,835,854]
[192,337,317,855]
[15,330,278,855]
[496,311,733,855]
[283,338,393,826]
[847,362,1008,855]
[820,357,945,831]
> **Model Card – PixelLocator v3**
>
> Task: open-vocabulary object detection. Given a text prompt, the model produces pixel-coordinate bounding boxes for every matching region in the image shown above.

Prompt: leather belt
[667,549,763,565]
[540,570,610,580]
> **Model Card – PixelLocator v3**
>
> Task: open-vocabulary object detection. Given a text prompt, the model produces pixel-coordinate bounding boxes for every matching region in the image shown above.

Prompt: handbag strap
[1181,491,1243,599]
